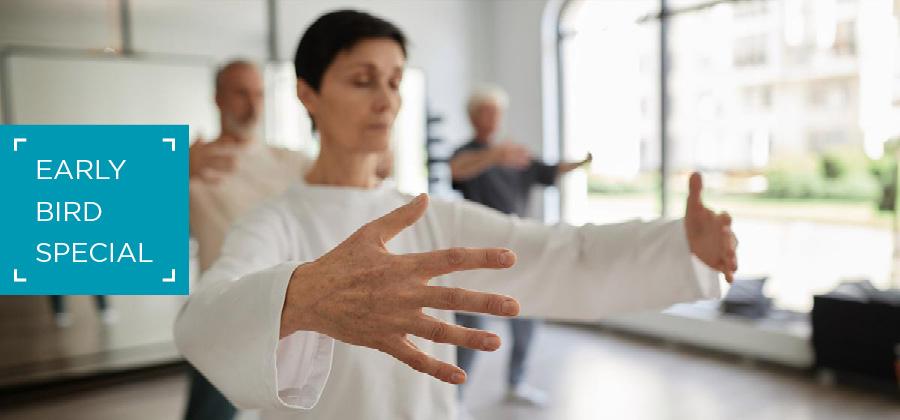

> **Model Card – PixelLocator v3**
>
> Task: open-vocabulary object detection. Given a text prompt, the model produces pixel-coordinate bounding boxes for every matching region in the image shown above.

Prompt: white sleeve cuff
[679,220,723,300]
[175,261,335,411]
[275,328,335,409]
[690,253,722,299]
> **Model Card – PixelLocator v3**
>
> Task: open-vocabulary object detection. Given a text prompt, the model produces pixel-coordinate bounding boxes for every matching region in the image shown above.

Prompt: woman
[175,10,737,420]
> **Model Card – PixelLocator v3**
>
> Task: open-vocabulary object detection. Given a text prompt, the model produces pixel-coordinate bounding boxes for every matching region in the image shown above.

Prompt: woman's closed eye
[352,76,373,87]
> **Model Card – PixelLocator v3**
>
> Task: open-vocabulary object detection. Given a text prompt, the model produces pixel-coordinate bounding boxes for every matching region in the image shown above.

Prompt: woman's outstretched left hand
[684,172,739,283]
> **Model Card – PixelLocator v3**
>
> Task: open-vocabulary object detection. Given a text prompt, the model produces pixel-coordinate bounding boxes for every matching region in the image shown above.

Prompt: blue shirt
[451,139,558,217]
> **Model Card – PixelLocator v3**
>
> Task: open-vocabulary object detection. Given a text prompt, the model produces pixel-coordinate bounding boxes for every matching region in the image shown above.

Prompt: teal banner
[0,125,189,295]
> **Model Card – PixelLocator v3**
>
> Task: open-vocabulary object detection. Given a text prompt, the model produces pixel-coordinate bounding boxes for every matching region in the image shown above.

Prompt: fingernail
[499,250,514,266]
[482,336,500,350]
[501,300,517,315]
[451,373,465,383]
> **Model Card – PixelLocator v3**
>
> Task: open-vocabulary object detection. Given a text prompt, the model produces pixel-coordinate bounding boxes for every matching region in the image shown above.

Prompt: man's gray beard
[223,116,258,141]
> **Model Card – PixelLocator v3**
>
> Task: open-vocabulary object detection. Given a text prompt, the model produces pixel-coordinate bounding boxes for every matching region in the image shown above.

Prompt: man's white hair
[467,84,509,116]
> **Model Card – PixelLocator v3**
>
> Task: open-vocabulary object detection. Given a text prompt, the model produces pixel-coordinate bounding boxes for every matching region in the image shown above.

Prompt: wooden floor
[464,321,899,420]
[0,295,183,388]
[1,320,897,420]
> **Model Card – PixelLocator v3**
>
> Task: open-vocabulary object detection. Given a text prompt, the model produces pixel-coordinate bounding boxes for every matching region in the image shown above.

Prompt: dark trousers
[455,313,538,389]
[49,295,108,314]
[184,365,236,420]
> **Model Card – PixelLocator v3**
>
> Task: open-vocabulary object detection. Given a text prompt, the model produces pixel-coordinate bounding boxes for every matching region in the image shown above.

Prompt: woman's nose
[372,86,396,113]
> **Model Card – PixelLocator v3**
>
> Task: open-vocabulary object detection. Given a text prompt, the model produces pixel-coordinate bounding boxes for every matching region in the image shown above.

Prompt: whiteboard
[4,53,217,139]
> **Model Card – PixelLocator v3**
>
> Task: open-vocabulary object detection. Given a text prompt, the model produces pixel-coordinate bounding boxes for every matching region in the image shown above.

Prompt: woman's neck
[305,146,380,189]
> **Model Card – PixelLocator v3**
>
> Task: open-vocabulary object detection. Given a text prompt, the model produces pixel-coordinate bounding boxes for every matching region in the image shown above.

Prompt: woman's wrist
[280,262,320,338]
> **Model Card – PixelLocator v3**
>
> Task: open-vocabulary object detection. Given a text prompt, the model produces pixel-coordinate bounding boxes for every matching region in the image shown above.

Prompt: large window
[560,0,900,311]
[558,0,661,226]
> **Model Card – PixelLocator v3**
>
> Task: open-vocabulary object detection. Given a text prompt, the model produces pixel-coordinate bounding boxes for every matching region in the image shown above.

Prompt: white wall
[130,0,267,61]
[487,0,551,154]
[0,0,505,150]
[0,0,563,152]
[486,0,558,219]
[0,0,267,60]
[0,0,117,50]
[0,0,267,128]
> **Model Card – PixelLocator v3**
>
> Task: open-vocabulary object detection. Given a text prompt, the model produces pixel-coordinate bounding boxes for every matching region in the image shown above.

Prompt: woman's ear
[296,78,318,115]
[214,91,223,109]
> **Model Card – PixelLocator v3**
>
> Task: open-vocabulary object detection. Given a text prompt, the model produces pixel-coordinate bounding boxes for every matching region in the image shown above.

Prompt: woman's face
[301,38,405,154]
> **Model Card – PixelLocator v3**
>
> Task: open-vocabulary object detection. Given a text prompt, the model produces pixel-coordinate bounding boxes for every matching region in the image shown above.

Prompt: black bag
[812,280,900,388]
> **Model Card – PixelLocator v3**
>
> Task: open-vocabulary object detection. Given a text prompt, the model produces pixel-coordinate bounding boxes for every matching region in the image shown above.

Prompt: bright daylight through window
[560,0,900,311]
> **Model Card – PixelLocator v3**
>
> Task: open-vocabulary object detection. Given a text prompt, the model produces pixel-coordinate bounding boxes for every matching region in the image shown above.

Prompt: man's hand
[281,194,520,385]
[189,138,238,183]
[559,152,593,175]
[685,172,738,283]
[582,152,593,166]
[492,142,531,169]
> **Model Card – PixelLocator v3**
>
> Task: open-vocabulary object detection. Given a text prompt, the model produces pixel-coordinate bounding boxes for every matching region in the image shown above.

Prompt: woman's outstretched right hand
[279,194,520,385]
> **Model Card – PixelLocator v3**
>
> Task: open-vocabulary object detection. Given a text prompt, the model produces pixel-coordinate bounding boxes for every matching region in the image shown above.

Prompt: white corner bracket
[13,269,26,283]
[162,138,175,152]
[163,269,175,283]
[13,138,26,152]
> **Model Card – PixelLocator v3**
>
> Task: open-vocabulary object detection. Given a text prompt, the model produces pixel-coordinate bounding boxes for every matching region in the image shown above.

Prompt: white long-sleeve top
[174,180,721,420]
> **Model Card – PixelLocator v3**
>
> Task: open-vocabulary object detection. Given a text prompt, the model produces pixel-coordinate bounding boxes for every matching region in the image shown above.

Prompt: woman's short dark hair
[294,9,408,91]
